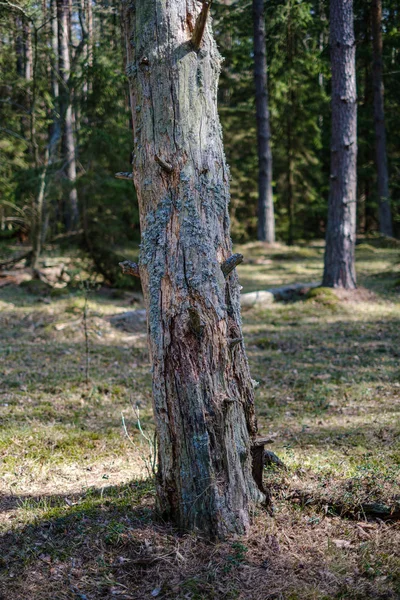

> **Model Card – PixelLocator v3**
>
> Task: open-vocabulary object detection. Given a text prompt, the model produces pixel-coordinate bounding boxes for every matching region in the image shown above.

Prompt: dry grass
[0,239,399,599]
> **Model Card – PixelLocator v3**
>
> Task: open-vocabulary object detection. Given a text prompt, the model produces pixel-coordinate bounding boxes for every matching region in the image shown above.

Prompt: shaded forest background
[0,0,399,280]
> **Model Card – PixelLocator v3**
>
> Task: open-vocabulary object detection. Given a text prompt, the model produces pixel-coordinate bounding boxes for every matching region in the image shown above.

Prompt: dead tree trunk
[57,0,79,231]
[323,0,357,289]
[371,0,393,237]
[122,0,265,538]
[252,0,275,244]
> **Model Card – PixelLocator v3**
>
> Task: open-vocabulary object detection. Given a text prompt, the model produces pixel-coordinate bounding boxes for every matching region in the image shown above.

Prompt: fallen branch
[241,281,320,307]
[0,250,33,271]
[288,489,400,522]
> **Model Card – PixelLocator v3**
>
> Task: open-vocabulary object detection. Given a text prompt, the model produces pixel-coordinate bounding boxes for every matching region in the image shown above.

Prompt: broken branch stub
[119,260,140,278]
[154,154,173,173]
[221,253,243,278]
[115,172,133,180]
[191,1,211,50]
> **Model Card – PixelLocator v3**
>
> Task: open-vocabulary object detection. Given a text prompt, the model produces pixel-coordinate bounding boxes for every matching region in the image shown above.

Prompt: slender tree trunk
[286,7,295,246]
[15,16,24,76]
[31,149,49,270]
[252,0,275,243]
[371,0,393,237]
[86,0,93,76]
[287,145,294,247]
[323,0,357,289]
[14,16,26,138]
[57,0,79,231]
[24,20,32,82]
[122,0,265,538]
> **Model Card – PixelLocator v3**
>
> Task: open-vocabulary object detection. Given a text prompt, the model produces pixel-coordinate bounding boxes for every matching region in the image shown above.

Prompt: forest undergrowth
[0,240,399,600]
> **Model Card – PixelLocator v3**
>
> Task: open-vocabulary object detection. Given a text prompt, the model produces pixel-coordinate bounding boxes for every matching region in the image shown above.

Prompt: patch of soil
[333,286,379,303]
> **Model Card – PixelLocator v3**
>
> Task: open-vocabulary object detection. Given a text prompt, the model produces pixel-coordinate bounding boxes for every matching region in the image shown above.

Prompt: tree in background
[253,0,275,243]
[215,0,330,243]
[323,0,357,288]
[0,0,138,282]
[1,0,399,267]
[371,0,393,236]
[57,0,80,231]
[122,0,265,537]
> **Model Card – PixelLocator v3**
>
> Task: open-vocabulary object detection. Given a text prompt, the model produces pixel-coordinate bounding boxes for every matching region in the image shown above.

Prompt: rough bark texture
[252,0,275,244]
[123,0,264,538]
[323,0,357,289]
[57,0,79,231]
[371,0,393,237]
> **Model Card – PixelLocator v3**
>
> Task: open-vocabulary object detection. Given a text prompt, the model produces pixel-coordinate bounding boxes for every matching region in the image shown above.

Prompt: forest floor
[0,238,399,600]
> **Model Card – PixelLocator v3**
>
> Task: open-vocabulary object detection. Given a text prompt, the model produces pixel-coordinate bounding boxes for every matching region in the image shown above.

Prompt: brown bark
[323,0,357,289]
[252,0,275,244]
[122,0,265,538]
[371,0,393,237]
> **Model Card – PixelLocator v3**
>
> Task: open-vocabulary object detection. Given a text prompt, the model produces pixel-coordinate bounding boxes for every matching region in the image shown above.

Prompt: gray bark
[371,0,393,237]
[57,0,79,231]
[123,0,264,538]
[51,0,59,101]
[323,0,357,289]
[252,0,275,243]
[23,19,32,82]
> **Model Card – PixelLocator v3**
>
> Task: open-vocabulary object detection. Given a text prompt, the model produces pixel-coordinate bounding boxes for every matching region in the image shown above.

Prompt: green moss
[50,286,70,297]
[355,243,377,253]
[306,286,339,307]
[20,279,51,296]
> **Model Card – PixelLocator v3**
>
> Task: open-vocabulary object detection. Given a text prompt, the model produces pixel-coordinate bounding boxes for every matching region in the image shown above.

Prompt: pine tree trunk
[323,0,357,289]
[122,0,265,538]
[57,0,79,231]
[252,0,275,244]
[371,0,393,237]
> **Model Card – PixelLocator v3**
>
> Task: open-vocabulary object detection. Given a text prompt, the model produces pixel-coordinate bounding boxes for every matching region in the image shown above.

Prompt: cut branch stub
[228,337,243,349]
[191,1,211,50]
[115,172,133,180]
[221,253,243,278]
[154,154,173,173]
[119,260,140,278]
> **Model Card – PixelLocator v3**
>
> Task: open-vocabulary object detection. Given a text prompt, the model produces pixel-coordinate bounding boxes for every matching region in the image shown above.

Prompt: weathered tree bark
[57,0,79,231]
[371,0,393,237]
[323,0,357,289]
[252,0,275,244]
[123,0,265,538]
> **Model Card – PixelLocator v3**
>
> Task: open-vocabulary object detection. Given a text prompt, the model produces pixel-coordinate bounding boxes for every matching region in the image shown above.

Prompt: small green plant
[80,279,99,385]
[223,542,248,573]
[122,400,157,478]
